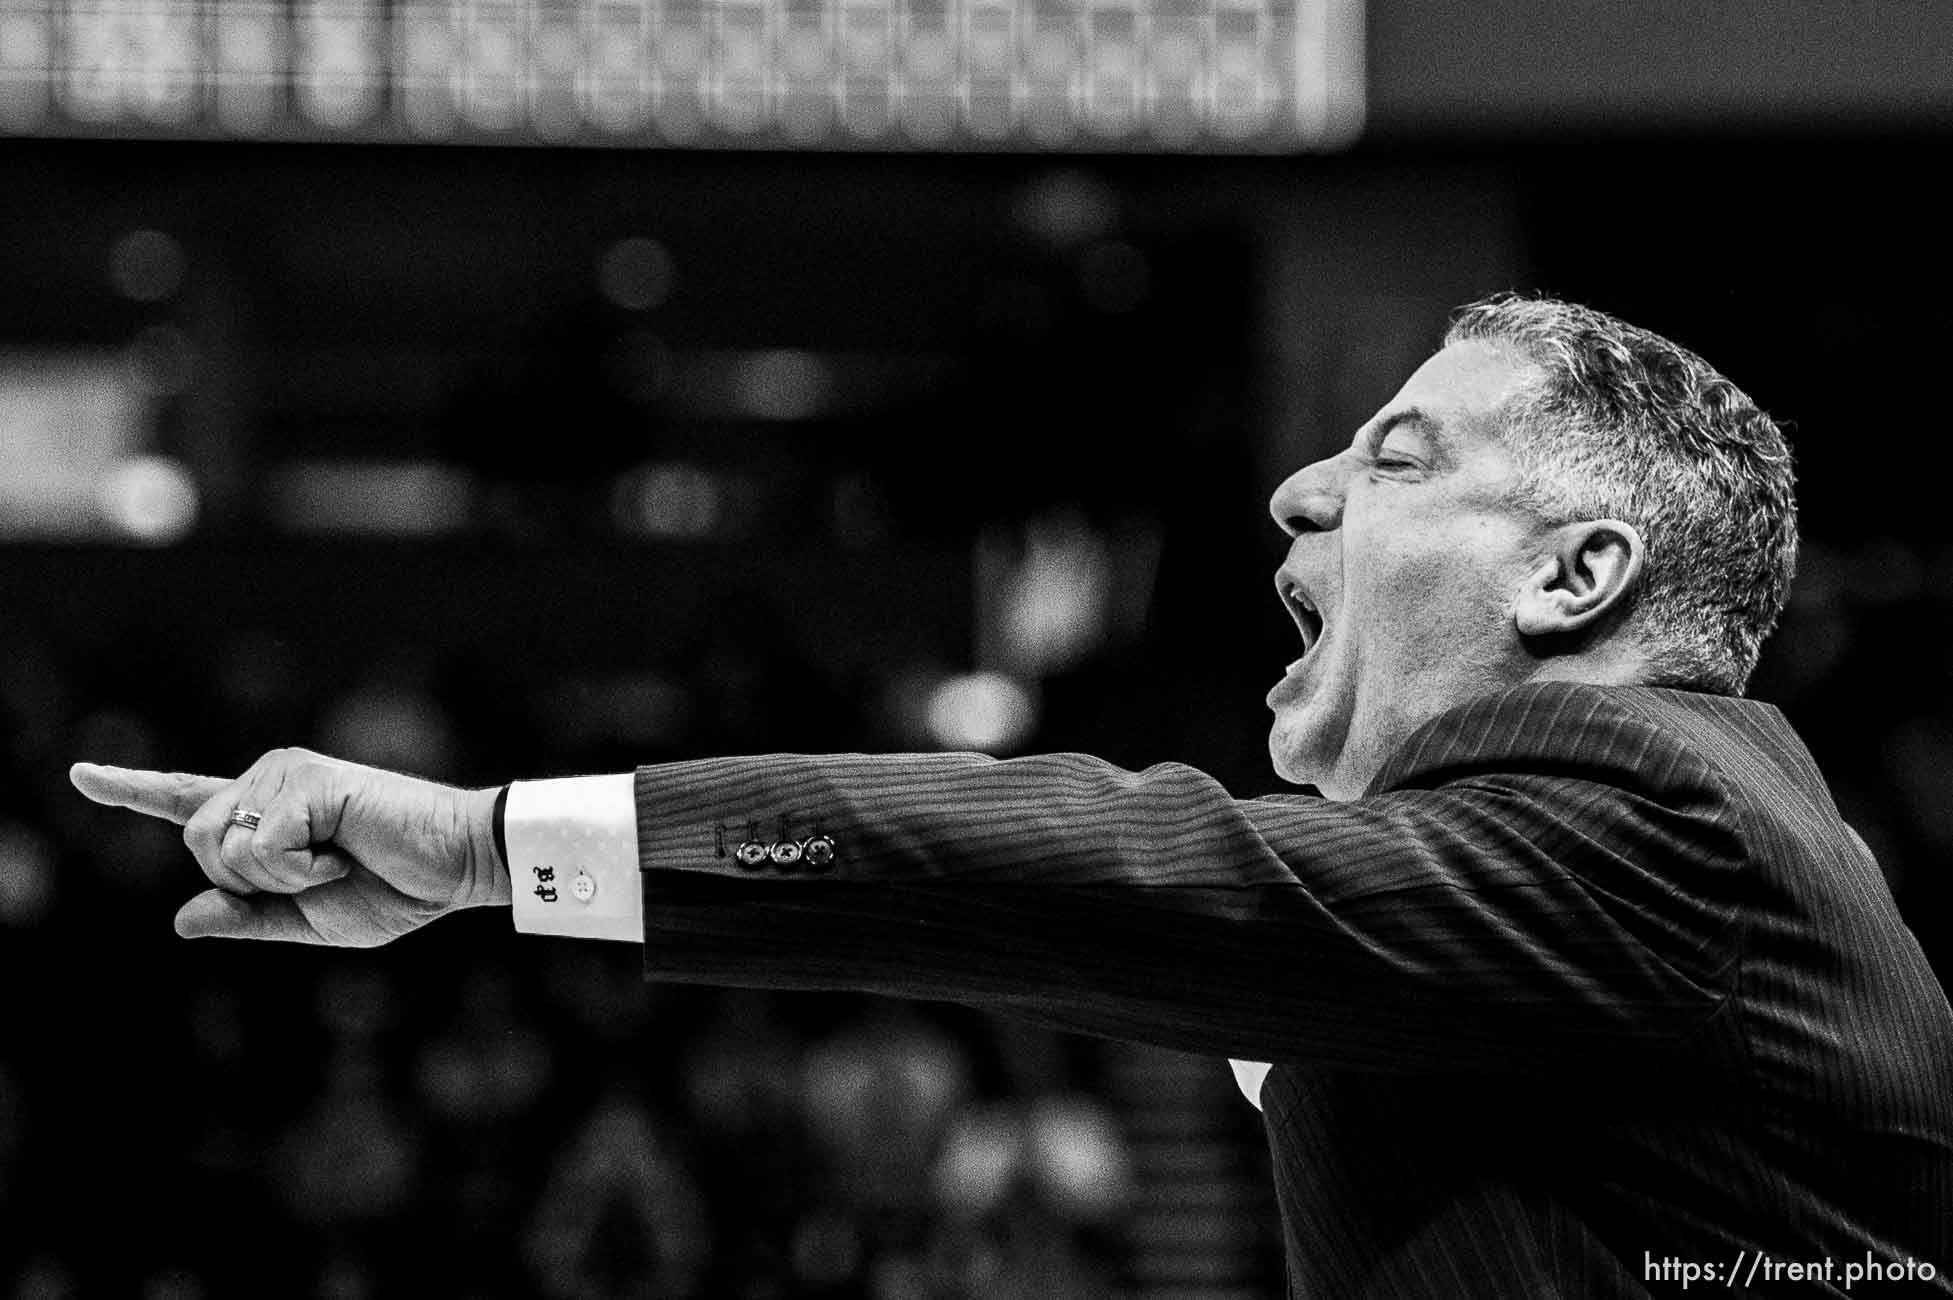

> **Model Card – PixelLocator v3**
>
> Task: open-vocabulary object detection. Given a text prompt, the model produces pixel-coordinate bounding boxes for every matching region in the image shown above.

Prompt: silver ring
[228,808,262,831]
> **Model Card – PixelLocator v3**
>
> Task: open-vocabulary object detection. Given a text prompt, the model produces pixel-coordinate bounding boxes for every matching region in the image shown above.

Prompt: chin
[1267,714,1326,787]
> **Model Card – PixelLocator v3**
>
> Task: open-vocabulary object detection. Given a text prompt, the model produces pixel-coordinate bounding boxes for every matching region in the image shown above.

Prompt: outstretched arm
[70,750,508,946]
[70,683,1743,1069]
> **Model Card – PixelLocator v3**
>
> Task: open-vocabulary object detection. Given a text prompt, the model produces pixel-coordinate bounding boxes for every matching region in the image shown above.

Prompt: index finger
[69,763,229,826]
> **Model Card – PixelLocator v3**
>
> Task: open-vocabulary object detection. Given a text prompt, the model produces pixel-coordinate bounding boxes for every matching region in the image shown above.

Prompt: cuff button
[769,840,803,867]
[735,840,769,869]
[801,835,836,870]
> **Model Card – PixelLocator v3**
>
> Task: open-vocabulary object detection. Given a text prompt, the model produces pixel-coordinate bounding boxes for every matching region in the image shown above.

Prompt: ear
[1513,519,1646,638]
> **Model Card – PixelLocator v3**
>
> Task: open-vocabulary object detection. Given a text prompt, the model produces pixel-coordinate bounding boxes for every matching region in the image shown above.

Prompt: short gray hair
[1445,292,1798,695]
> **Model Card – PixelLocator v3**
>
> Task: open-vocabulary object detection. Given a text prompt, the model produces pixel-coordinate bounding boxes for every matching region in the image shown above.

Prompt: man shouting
[75,294,1953,1297]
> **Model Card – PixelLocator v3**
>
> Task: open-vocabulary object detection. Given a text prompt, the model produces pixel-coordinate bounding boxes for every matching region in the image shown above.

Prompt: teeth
[1281,581,1321,654]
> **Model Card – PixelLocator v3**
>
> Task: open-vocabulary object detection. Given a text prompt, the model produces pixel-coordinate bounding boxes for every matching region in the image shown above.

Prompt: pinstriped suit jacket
[632,681,1953,1297]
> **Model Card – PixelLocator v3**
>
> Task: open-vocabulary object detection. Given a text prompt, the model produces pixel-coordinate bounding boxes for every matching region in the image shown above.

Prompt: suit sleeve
[634,683,1749,1072]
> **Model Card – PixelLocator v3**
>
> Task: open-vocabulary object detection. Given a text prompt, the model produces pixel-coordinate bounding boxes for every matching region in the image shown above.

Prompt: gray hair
[1445,292,1798,695]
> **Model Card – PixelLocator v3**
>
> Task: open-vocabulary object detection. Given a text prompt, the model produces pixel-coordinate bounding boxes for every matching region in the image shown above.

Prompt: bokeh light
[108,228,186,302]
[99,454,199,544]
[924,671,1039,753]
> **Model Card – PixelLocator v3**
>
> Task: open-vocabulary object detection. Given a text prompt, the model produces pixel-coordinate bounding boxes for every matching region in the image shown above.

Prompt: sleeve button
[734,840,770,869]
[768,840,803,867]
[801,835,836,870]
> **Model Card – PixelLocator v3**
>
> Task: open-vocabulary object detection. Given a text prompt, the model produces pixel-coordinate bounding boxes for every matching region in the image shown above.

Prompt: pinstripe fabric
[634,681,1953,1297]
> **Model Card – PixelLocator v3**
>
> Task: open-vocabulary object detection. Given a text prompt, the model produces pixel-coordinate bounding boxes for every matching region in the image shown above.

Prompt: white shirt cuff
[505,774,643,942]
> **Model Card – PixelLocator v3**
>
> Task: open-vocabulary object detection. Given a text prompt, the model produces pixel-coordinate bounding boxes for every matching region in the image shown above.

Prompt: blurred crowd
[0,601,1222,1300]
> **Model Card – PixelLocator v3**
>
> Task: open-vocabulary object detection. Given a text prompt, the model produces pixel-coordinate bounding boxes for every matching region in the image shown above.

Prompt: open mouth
[1280,579,1324,656]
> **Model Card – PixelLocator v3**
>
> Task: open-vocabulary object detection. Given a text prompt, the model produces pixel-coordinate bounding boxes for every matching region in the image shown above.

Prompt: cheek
[1347,528,1511,648]
[1349,531,1459,608]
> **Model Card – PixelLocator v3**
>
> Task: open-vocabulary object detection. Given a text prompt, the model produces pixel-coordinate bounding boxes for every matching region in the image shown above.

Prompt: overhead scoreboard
[0,0,1362,150]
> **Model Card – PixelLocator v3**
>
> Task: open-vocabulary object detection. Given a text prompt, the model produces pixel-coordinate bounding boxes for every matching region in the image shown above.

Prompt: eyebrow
[1360,408,1448,456]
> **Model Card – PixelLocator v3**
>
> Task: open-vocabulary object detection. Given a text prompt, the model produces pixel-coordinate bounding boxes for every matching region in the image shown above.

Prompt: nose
[1268,453,1347,538]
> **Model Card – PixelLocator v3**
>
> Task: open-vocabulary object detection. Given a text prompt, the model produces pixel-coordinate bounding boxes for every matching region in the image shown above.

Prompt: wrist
[462,784,512,908]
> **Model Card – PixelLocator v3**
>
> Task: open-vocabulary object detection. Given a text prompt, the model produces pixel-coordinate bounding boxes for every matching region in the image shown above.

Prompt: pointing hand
[70,749,509,946]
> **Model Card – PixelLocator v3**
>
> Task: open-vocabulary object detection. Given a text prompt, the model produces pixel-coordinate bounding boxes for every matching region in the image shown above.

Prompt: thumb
[175,889,323,943]
[72,763,228,826]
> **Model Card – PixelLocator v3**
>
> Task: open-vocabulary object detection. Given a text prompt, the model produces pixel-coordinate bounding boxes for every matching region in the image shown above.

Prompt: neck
[1313,645,1656,802]
[1521,641,1657,690]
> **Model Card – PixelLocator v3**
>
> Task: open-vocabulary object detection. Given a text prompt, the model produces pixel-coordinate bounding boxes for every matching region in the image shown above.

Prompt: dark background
[3,5,1952,1295]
